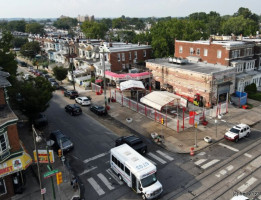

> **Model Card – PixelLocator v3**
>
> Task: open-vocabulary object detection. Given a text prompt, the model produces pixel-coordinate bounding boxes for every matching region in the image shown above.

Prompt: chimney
[146,42,149,45]
[209,37,213,45]
[109,42,113,47]
[126,41,128,44]
[138,42,140,46]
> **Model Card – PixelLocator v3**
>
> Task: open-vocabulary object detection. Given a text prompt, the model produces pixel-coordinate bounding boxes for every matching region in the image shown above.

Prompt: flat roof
[147,58,234,75]
[176,40,253,47]
[104,42,151,52]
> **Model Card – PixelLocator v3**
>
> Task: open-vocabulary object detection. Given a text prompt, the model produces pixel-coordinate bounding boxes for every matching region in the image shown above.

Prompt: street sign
[44,169,58,179]
[34,150,55,163]
[41,188,46,194]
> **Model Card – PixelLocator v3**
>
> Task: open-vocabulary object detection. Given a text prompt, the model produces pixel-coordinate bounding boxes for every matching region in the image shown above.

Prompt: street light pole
[70,58,76,91]
[102,49,107,108]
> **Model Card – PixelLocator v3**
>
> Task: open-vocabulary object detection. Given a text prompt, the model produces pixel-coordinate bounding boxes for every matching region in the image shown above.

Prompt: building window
[0,179,7,195]
[129,52,132,60]
[134,51,137,59]
[189,48,194,55]
[179,46,183,53]
[204,49,208,56]
[121,53,125,61]
[232,50,240,58]
[122,64,126,69]
[117,53,121,62]
[246,48,252,56]
[217,50,222,58]
[196,48,200,55]
[143,50,146,57]
[0,131,9,154]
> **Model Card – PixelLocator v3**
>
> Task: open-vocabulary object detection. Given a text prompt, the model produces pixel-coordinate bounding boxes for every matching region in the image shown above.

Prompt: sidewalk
[64,82,261,154]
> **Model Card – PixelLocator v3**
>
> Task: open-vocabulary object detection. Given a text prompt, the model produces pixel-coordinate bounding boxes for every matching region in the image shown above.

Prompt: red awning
[95,79,103,83]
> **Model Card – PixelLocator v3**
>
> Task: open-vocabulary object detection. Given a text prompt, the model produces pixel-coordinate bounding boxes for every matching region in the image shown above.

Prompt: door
[131,173,137,192]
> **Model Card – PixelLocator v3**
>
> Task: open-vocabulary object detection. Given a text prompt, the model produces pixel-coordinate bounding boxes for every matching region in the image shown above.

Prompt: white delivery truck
[110,144,163,200]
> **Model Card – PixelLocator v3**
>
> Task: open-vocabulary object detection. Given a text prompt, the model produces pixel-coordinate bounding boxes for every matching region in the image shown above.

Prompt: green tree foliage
[7,20,26,32]
[81,21,108,39]
[112,17,128,29]
[53,17,77,30]
[133,31,152,44]
[99,18,112,29]
[12,37,27,48]
[20,41,41,58]
[245,83,257,95]
[25,23,45,35]
[15,76,53,120]
[116,30,136,43]
[53,66,68,83]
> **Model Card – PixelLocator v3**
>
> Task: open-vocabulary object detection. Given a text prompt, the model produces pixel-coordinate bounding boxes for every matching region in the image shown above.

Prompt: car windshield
[140,173,157,188]
[230,128,240,134]
[83,99,89,101]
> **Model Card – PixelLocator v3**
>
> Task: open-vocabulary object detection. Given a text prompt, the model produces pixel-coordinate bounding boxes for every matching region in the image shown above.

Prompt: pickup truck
[115,135,147,154]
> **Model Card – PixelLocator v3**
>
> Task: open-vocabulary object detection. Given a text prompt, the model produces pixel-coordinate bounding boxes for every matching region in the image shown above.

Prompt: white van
[110,144,163,199]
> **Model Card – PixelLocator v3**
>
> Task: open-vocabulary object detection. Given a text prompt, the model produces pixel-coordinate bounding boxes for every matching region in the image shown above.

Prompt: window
[179,46,183,53]
[129,52,132,60]
[143,50,146,57]
[117,53,121,62]
[0,179,7,195]
[134,51,137,59]
[217,50,222,58]
[82,51,85,56]
[246,48,252,56]
[196,48,200,55]
[122,64,126,69]
[189,48,194,55]
[125,167,130,176]
[204,49,208,57]
[0,130,9,154]
[232,50,240,58]
[122,53,125,61]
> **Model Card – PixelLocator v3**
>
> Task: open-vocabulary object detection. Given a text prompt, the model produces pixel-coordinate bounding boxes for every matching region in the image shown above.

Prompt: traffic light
[58,149,62,157]
[56,172,63,185]
[161,118,164,125]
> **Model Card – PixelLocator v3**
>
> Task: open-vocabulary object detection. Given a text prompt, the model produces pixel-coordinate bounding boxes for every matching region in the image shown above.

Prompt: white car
[224,124,251,143]
[75,97,91,106]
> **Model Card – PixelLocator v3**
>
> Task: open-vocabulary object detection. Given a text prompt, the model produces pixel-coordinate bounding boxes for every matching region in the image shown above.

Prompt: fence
[91,83,102,94]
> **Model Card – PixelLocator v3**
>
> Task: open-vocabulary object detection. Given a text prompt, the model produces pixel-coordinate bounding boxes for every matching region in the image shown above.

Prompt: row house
[175,38,261,92]
[146,59,235,107]
[0,69,32,199]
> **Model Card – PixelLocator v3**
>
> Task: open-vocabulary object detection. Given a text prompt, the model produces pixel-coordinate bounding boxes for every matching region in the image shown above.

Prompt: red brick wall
[0,89,5,105]
[109,48,151,72]
[175,41,229,66]
[0,175,14,200]
[7,124,20,152]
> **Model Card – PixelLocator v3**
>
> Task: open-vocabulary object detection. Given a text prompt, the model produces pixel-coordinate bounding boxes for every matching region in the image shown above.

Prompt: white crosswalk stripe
[97,173,115,190]
[194,159,207,166]
[147,152,167,164]
[87,177,105,196]
[218,143,239,152]
[146,158,157,165]
[156,150,174,161]
[106,168,123,185]
[201,159,220,169]
[83,152,109,164]
[237,177,257,192]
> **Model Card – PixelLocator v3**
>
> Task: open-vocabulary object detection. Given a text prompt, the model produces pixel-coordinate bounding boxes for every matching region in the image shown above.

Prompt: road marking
[201,159,220,169]
[97,173,115,190]
[156,150,174,161]
[218,143,239,152]
[106,169,123,185]
[219,169,227,175]
[197,152,206,156]
[237,177,257,192]
[194,159,207,166]
[87,177,105,196]
[79,166,97,176]
[147,152,167,164]
[226,165,234,171]
[237,173,245,180]
[83,152,109,164]
[244,153,252,158]
[146,158,157,165]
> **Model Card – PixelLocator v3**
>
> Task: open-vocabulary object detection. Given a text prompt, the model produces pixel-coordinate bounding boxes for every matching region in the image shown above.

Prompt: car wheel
[141,193,147,200]
[246,132,250,137]
[70,112,73,116]
[235,138,239,143]
[118,174,122,181]
[141,148,147,154]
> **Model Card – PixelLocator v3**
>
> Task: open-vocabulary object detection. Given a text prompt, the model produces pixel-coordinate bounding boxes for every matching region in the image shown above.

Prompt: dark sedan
[49,130,74,152]
[65,104,82,116]
[90,105,107,116]
[64,90,79,99]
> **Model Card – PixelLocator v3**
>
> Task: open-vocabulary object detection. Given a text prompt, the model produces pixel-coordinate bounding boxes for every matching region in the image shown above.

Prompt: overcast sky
[0,0,260,19]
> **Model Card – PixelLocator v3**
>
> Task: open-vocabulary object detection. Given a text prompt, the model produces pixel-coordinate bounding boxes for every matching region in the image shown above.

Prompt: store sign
[33,150,55,163]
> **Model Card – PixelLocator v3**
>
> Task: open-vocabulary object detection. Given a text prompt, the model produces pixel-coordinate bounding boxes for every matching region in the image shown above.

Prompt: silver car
[75,97,91,106]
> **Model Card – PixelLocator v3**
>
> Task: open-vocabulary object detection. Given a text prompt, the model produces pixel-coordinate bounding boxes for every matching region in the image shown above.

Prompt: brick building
[0,69,32,199]
[175,38,261,92]
[146,59,235,107]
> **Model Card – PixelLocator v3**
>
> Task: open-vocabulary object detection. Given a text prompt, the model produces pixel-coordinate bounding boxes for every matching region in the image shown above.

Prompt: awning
[0,152,32,178]
[120,80,145,91]
[95,79,103,83]
[140,91,187,111]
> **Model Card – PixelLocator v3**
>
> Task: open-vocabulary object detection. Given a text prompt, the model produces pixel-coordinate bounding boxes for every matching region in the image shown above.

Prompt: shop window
[190,48,194,55]
[0,179,7,196]
[121,53,125,61]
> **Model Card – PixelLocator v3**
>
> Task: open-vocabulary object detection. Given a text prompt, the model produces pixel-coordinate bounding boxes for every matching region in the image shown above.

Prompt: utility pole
[102,48,107,108]
[46,146,56,200]
[32,125,45,200]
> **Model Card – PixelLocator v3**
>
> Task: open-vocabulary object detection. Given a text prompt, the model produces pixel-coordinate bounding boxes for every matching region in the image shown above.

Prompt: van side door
[131,173,137,192]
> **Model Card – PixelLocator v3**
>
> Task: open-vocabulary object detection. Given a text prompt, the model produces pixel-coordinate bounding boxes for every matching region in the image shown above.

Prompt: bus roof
[111,144,156,179]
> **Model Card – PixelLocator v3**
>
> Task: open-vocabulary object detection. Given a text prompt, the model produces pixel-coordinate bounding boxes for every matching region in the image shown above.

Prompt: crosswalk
[84,150,174,197]
[194,158,220,169]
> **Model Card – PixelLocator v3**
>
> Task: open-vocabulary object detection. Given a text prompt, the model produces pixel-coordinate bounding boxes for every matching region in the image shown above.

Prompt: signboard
[33,150,55,163]
[44,169,58,179]
[41,188,46,194]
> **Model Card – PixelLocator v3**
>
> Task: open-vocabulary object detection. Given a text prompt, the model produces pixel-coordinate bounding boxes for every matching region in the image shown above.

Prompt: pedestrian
[71,177,78,191]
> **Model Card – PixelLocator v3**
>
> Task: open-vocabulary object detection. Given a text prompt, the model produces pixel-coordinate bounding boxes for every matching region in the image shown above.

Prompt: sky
[0,0,260,19]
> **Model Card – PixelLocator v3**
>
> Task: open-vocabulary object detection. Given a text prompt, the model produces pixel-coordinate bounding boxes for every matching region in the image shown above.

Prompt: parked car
[49,130,74,152]
[90,105,107,115]
[43,74,51,80]
[75,97,91,106]
[51,81,60,90]
[64,90,79,99]
[28,67,34,72]
[65,104,82,116]
[23,74,30,80]
[33,113,48,128]
[115,135,147,154]
[224,124,251,143]
[48,78,56,83]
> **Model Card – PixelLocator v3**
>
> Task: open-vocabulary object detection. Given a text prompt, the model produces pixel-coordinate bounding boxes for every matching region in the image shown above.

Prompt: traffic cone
[190,147,194,156]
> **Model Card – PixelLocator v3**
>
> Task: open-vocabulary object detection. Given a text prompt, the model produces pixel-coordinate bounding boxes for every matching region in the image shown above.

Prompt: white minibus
[110,144,163,199]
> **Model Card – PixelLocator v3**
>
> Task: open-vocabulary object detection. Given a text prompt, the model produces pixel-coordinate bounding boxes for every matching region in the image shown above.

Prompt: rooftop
[176,39,254,47]
[147,58,234,75]
[103,42,151,52]
[0,104,18,127]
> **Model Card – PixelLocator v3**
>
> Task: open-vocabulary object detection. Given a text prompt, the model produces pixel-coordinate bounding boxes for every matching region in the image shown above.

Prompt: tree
[25,23,44,35]
[53,17,77,30]
[7,20,26,32]
[245,83,257,94]
[12,37,27,48]
[112,17,128,29]
[81,21,108,39]
[53,66,68,83]
[20,41,41,58]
